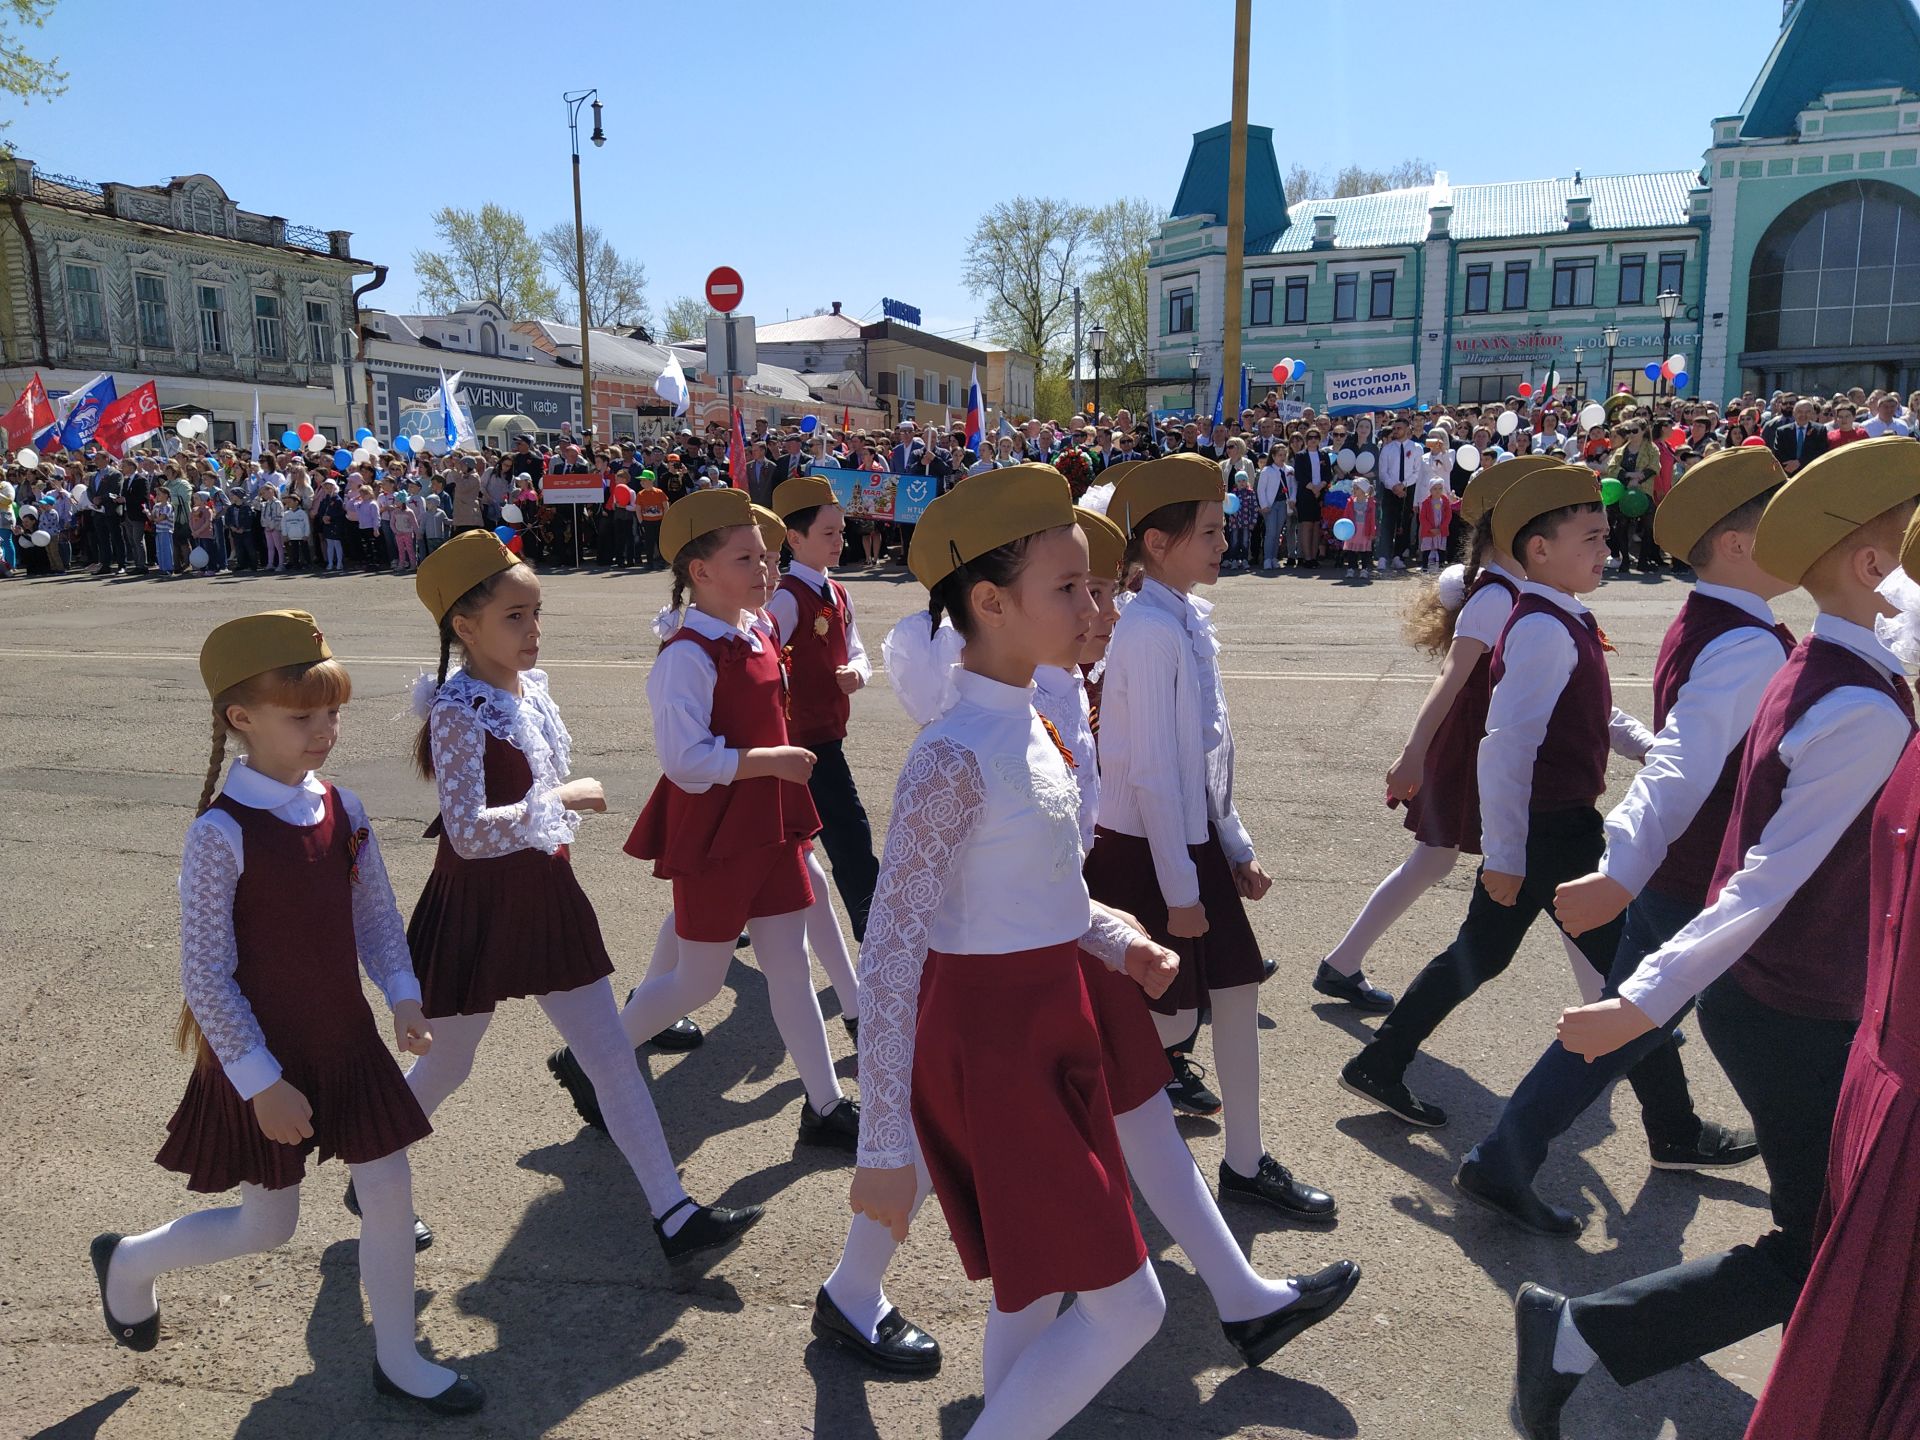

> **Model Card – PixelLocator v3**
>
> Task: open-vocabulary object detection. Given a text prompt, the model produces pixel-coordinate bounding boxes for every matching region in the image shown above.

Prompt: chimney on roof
[830,301,842,315]
[1565,192,1593,230]
[1312,212,1337,247]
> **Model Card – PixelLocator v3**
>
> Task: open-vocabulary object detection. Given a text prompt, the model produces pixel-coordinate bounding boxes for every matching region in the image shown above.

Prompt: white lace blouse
[426,667,581,859]
[178,759,420,1101]
[855,667,1134,1170]
[1032,664,1099,851]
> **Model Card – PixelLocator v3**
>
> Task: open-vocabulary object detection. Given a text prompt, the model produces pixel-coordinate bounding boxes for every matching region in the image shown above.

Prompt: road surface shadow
[27,1389,136,1440]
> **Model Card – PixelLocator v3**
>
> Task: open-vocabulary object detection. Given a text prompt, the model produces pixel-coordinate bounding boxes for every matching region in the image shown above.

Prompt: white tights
[1151,984,1266,1177]
[105,1152,455,1398]
[822,1151,935,1340]
[403,979,690,1221]
[971,1260,1164,1438]
[618,908,846,1115]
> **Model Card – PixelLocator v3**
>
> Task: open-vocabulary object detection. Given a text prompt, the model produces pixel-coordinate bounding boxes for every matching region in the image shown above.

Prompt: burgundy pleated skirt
[911,941,1146,1312]
[408,836,614,1018]
[1080,949,1174,1114]
[1082,825,1265,1014]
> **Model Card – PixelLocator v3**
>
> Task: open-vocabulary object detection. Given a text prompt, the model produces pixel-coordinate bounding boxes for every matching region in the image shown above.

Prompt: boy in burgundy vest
[768,475,880,955]
[1460,447,1794,1238]
[1514,437,1920,1440]
[1342,465,1652,1141]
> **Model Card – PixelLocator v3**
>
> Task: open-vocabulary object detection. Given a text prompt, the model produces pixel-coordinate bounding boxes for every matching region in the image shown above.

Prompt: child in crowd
[1418,482,1453,570]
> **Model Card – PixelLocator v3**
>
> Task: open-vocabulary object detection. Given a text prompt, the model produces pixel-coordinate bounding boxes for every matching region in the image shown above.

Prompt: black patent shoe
[343,1181,434,1251]
[1312,961,1395,1012]
[810,1287,942,1375]
[372,1361,487,1415]
[548,1046,606,1131]
[1453,1160,1583,1238]
[90,1233,159,1351]
[842,1014,859,1044]
[1165,1051,1223,1116]
[798,1096,861,1153]
[1218,1154,1337,1222]
[1338,1055,1448,1128]
[648,1016,705,1052]
[1648,1118,1759,1171]
[1221,1259,1361,1367]
[654,1196,765,1264]
[1512,1283,1583,1439]
[1260,955,1279,982]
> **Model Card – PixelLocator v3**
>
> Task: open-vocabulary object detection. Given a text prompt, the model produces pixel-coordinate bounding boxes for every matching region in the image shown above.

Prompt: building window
[65,263,105,342]
[1458,373,1521,404]
[307,300,335,362]
[198,284,227,353]
[135,272,171,348]
[254,294,284,359]
[924,369,939,405]
[478,320,497,356]
[897,365,913,402]
[1618,254,1646,306]
[1249,277,1273,326]
[1168,286,1195,333]
[1333,273,1357,321]
[1552,258,1596,308]
[1369,271,1395,319]
[1747,178,1920,353]
[1503,261,1530,311]
[1464,264,1490,313]
[1283,275,1307,324]
[1657,252,1686,297]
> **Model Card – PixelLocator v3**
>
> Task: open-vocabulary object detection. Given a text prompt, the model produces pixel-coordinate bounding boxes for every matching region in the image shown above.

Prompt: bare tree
[538,222,650,329]
[660,295,708,343]
[414,204,558,320]
[1284,156,1437,201]
[963,197,1095,362]
[1082,198,1165,380]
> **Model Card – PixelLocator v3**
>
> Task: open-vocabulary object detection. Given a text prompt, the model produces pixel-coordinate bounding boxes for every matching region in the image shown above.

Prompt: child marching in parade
[1517,437,1920,1440]
[400,531,760,1263]
[92,612,482,1414]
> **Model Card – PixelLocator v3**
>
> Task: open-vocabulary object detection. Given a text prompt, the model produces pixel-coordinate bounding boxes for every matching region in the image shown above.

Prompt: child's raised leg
[104,1181,300,1327]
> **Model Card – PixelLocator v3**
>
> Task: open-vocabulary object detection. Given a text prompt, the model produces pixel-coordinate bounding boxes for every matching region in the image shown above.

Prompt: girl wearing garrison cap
[91,611,482,1415]
[398,531,762,1267]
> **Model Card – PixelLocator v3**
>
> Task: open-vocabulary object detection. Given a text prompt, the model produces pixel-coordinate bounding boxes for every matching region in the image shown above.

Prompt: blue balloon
[800,414,818,433]
[1332,517,1356,541]
[1644,362,1662,380]
[1417,404,1431,413]
[1222,491,1241,515]
[1671,371,1689,390]
[333,448,353,469]
[281,429,301,448]
[494,524,516,543]
[354,427,373,443]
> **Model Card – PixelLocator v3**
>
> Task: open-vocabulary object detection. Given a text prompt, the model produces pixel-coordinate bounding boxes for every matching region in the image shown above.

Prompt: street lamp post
[1089,324,1106,423]
[1657,287,1681,412]
[564,89,605,441]
[1602,323,1620,406]
[1572,344,1584,402]
[1188,346,1201,416]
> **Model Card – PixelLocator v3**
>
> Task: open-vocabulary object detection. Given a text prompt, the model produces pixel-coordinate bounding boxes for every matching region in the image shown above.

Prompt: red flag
[1,373,56,451]
[841,405,850,434]
[94,381,162,458]
[728,410,747,488]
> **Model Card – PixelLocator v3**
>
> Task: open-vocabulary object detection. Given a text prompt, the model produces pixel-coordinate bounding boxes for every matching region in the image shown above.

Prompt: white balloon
[189,545,210,569]
[1355,451,1375,475]
[1336,447,1356,472]
[351,448,371,465]
[501,503,524,524]
[1496,410,1520,436]
[30,529,50,547]
[1667,353,1686,373]
[16,447,37,469]
[176,418,196,438]
[1579,403,1607,430]
[1456,444,1483,473]
[363,436,382,454]
[305,433,326,452]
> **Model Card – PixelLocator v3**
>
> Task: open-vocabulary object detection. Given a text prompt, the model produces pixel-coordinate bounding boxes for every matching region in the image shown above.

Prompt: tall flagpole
[1220,0,1252,415]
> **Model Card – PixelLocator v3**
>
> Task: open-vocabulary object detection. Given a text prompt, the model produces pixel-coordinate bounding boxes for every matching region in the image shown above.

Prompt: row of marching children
[88,453,1363,1435]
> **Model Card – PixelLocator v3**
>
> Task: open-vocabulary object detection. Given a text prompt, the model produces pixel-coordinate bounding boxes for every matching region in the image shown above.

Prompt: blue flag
[56,373,116,451]
[1239,366,1249,414]
[1210,376,1224,429]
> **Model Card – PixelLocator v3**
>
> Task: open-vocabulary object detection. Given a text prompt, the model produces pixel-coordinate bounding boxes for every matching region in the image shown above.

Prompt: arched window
[480,321,499,355]
[1747,179,1920,352]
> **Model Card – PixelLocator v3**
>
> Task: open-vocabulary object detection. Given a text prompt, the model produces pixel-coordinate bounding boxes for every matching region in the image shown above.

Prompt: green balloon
[1620,488,1651,518]
[1599,478,1625,506]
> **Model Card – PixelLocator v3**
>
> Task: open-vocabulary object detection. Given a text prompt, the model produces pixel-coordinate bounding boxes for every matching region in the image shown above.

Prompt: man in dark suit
[766,432,807,496]
[1770,399,1829,476]
[744,440,778,507]
[888,422,925,475]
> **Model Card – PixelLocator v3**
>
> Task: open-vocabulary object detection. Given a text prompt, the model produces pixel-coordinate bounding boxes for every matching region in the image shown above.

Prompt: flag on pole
[1239,365,1249,415]
[438,369,478,452]
[841,405,851,435]
[998,415,1014,440]
[1210,376,1224,429]
[55,373,117,451]
[964,363,985,455]
[1,373,56,452]
[728,409,748,487]
[94,381,163,458]
[250,389,263,461]
[654,350,690,416]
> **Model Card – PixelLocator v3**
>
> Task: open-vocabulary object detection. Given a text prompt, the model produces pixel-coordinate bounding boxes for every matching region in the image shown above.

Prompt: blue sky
[13,0,1791,341]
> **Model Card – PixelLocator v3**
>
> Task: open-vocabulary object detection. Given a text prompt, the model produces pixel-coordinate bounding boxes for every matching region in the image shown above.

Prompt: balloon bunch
[1643,353,1689,390]
[1270,358,1307,386]
[172,414,211,440]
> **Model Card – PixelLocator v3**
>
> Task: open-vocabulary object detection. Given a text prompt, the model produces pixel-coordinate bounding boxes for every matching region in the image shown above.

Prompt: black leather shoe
[1453,1160,1583,1237]
[647,1016,705,1052]
[547,1046,606,1131]
[1338,1055,1447,1127]
[372,1361,486,1415]
[90,1233,159,1351]
[1648,1118,1759,1171]
[735,931,751,949]
[1221,1259,1361,1367]
[654,1197,764,1264]
[810,1287,942,1375]
[1165,1051,1223,1116]
[798,1096,860,1152]
[1512,1282,1583,1439]
[343,1181,434,1251]
[1312,962,1395,1012]
[1218,1154,1337,1222]
[842,1014,859,1044]
[1260,955,1279,982]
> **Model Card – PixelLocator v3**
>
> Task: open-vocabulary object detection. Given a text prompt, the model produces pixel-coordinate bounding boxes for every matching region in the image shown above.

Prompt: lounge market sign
[1452,329,1702,361]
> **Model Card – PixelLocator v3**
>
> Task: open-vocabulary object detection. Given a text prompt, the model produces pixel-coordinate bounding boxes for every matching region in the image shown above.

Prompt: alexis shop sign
[1451,328,1701,359]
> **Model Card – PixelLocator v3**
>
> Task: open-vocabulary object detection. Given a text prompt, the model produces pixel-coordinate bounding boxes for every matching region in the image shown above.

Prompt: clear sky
[11,0,1796,342]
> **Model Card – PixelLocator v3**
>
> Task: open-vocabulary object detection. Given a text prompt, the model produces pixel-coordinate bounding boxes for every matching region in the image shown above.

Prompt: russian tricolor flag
[965,363,985,455]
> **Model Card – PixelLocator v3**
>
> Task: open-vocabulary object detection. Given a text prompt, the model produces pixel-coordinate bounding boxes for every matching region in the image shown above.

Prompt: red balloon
[1518,383,1533,398]
[1272,363,1287,383]
[1667,426,1686,448]
[296,422,317,442]
[506,534,524,555]
[611,483,633,507]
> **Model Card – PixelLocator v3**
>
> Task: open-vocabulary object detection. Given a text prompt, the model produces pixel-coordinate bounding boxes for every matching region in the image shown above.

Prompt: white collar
[1137,575,1214,626]
[952,666,1037,715]
[1813,612,1903,680]
[221,756,323,811]
[1518,578,1591,618]
[1485,558,1524,586]
[681,606,761,648]
[1033,664,1082,699]
[1692,580,1777,625]
[787,559,831,590]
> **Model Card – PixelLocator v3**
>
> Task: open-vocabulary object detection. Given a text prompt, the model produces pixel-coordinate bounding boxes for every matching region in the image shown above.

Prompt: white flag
[250,389,262,461]
[439,368,479,452]
[655,350,689,416]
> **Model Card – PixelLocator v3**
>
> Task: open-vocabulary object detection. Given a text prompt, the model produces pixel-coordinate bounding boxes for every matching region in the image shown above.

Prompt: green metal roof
[1738,0,1920,139]
[1169,123,1289,247]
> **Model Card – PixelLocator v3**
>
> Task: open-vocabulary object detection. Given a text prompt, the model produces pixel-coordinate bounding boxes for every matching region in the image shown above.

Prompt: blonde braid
[195,706,228,816]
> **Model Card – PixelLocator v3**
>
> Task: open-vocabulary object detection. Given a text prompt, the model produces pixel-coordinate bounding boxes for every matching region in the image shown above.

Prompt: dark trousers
[95,510,125,568]
[1358,807,1624,1084]
[1376,487,1406,563]
[1465,885,1703,1189]
[639,519,661,566]
[804,738,879,943]
[1569,975,1855,1385]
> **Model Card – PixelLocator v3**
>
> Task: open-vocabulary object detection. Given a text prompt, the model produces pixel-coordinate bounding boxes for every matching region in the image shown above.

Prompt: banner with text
[1325,365,1418,417]
[814,466,935,525]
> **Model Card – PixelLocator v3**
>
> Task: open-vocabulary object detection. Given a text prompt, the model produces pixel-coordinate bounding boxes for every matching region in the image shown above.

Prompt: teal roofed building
[1148,0,1920,414]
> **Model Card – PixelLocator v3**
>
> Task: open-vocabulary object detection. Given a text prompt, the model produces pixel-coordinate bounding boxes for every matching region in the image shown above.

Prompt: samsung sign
[882,297,922,326]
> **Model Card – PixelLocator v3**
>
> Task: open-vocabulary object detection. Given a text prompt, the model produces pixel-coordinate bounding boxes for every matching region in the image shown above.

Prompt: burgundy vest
[1709,636,1915,1021]
[777,573,852,746]
[1489,593,1612,811]
[1644,593,1795,904]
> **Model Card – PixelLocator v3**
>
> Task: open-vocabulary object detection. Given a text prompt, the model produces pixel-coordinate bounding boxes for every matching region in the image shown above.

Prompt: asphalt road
[0,558,1807,1440]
